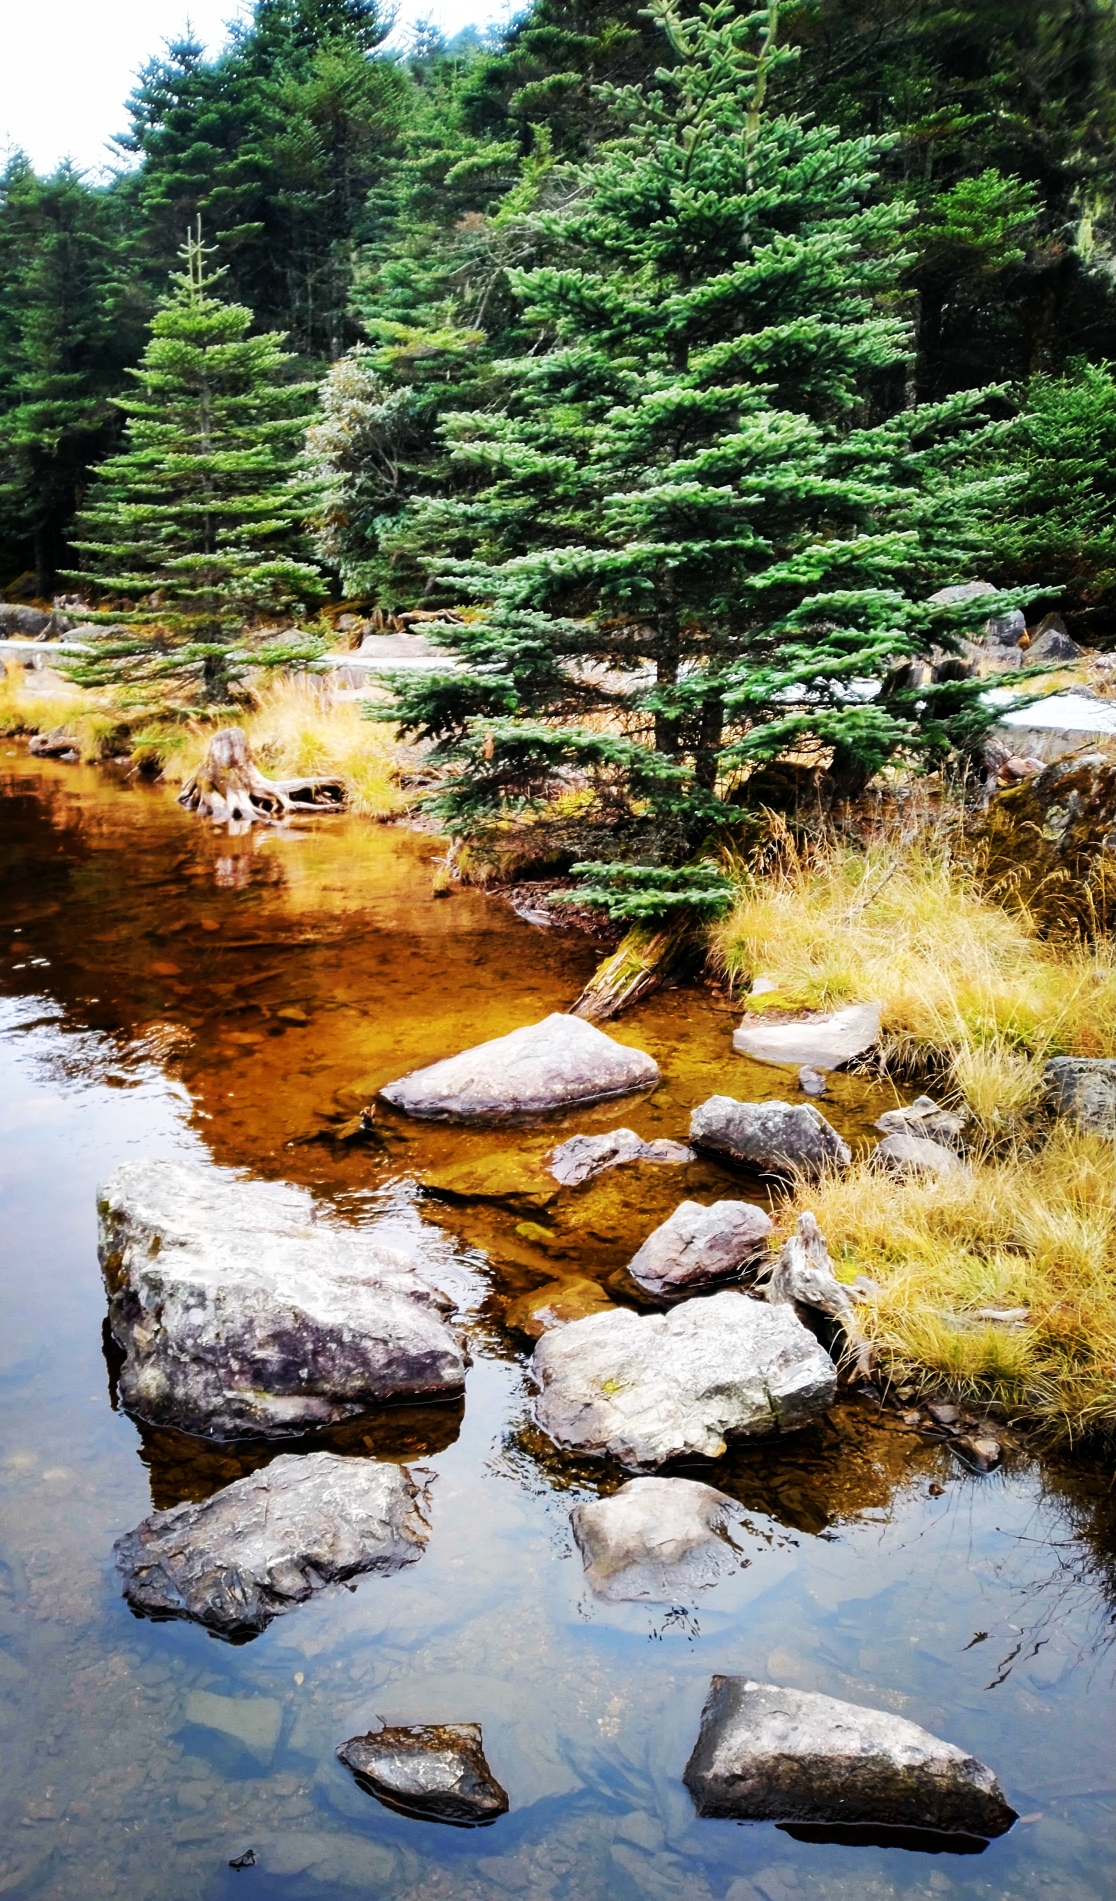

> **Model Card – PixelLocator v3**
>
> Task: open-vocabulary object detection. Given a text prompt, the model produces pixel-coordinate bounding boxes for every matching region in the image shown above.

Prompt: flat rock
[874,1094,966,1146]
[504,1276,616,1338]
[380,1013,659,1121]
[683,1678,1017,1837]
[571,1476,744,1601]
[1044,1056,1116,1135]
[875,1132,969,1178]
[338,1723,508,1825]
[421,1154,559,1209]
[98,1159,466,1438]
[690,1096,851,1178]
[532,1290,836,1470]
[546,1128,692,1187]
[626,1199,772,1301]
[732,1002,880,1071]
[115,1451,430,1638]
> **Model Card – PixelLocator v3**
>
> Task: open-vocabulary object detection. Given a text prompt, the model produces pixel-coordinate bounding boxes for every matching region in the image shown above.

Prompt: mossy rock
[976,754,1116,934]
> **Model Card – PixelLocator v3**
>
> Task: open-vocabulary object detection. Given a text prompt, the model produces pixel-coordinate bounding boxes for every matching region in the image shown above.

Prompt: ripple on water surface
[0,753,1112,1901]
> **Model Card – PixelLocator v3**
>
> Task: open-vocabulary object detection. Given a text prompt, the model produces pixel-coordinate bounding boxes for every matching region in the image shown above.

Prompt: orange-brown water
[0,753,1112,1901]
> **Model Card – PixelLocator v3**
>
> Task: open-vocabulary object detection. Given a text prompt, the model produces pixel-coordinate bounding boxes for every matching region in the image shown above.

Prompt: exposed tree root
[177,726,345,824]
[760,1212,877,1382]
[571,911,698,1021]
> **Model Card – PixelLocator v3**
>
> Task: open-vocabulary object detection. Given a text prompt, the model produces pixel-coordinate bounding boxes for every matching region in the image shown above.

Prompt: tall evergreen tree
[379,0,1016,885]
[67,226,324,703]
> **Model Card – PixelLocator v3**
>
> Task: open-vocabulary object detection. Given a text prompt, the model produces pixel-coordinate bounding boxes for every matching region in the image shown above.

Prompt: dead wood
[177,727,345,824]
[760,1211,877,1380]
[571,912,697,1021]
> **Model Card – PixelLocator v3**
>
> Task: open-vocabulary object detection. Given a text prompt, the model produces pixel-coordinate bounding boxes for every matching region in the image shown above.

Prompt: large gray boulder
[690,1095,851,1177]
[114,1452,430,1638]
[626,1199,771,1300]
[338,1724,508,1825]
[98,1159,466,1438]
[1044,1056,1116,1135]
[571,1476,744,1601]
[683,1678,1017,1838]
[732,1002,880,1071]
[532,1290,836,1470]
[380,1013,659,1121]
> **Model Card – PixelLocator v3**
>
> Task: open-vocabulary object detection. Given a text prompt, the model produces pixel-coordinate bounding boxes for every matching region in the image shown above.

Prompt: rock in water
[380,1014,659,1121]
[115,1452,430,1638]
[1044,1056,1116,1135]
[337,1724,508,1825]
[98,1159,466,1437]
[503,1276,616,1338]
[683,1678,1017,1837]
[533,1290,835,1469]
[626,1199,772,1300]
[732,1002,880,1071]
[690,1096,851,1178]
[571,1477,744,1601]
[546,1127,692,1186]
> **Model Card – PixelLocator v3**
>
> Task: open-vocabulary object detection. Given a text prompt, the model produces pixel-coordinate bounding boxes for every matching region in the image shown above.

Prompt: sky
[1,0,509,179]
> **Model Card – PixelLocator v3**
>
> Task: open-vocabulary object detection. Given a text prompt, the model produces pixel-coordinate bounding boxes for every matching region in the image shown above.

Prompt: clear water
[0,754,1112,1901]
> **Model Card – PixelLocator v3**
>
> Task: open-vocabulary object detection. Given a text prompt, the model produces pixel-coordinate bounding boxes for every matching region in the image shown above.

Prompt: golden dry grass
[0,661,123,754]
[712,822,1116,1130]
[777,1134,1116,1441]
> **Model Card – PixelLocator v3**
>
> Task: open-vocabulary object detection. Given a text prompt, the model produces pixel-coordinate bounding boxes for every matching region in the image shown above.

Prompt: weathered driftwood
[177,726,344,823]
[761,1211,876,1380]
[571,912,696,1021]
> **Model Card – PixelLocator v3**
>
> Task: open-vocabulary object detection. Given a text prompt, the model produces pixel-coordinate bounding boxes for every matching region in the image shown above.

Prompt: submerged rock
[1044,1056,1116,1135]
[683,1678,1017,1837]
[503,1276,616,1338]
[875,1132,970,1179]
[690,1096,851,1178]
[626,1199,772,1301]
[380,1014,659,1121]
[732,1002,880,1071]
[337,1724,508,1825]
[422,1154,559,1210]
[546,1127,692,1187]
[98,1159,466,1438]
[571,1476,744,1601]
[115,1453,429,1636]
[532,1290,836,1470]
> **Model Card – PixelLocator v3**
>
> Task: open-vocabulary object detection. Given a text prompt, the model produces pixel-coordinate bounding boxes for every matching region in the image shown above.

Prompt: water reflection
[0,754,1114,1901]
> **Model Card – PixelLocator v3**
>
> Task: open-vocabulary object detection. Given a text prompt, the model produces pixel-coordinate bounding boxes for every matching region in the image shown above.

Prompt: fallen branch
[571,912,698,1021]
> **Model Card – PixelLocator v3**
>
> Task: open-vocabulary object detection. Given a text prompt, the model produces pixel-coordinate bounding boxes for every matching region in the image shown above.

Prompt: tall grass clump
[778,1134,1116,1442]
[711,815,1116,1129]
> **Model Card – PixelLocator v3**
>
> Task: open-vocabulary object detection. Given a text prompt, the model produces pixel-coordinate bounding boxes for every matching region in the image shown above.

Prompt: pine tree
[66,225,325,703]
[380,0,1018,898]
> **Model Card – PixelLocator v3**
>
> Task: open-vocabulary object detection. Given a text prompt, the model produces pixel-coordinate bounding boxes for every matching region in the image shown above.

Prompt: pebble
[927,1402,960,1428]
[955,1435,1003,1472]
[797,1065,827,1097]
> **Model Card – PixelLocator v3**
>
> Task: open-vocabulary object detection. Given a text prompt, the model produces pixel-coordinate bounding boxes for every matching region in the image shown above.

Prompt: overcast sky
[1,0,510,178]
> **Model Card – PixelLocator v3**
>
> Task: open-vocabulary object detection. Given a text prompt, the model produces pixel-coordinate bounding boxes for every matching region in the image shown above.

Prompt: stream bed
[0,753,1112,1901]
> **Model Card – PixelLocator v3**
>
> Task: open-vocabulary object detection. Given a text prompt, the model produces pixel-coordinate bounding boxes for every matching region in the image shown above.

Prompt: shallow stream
[0,755,1112,1901]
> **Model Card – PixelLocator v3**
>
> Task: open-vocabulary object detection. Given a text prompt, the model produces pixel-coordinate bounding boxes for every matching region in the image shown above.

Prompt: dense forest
[4,0,1116,860]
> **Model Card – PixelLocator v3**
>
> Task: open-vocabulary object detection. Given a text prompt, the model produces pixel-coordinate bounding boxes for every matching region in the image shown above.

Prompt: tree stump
[177,727,345,823]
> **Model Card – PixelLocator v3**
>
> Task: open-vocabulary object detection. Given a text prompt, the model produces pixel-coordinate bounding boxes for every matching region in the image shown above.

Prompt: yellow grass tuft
[777,1133,1116,1441]
[712,821,1116,1128]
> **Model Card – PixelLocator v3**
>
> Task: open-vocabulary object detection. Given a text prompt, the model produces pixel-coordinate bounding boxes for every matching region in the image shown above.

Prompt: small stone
[928,1402,960,1427]
[337,1723,508,1825]
[875,1132,969,1179]
[277,1005,310,1025]
[874,1094,967,1146]
[956,1435,1002,1472]
[626,1198,772,1301]
[797,1066,827,1097]
[690,1096,851,1179]
[504,1276,615,1338]
[546,1128,646,1186]
[928,1483,945,1497]
[571,1476,744,1601]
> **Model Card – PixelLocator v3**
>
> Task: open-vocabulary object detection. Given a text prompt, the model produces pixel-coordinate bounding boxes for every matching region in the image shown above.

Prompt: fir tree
[379,0,1018,895]
[67,225,324,703]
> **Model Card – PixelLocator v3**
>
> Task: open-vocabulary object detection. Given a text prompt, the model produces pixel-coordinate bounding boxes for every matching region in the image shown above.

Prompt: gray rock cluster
[546,1126,692,1186]
[115,1452,431,1637]
[98,1159,466,1438]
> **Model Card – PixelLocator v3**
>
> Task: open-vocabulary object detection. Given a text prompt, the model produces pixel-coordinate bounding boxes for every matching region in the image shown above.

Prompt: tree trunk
[177,727,345,824]
[571,910,698,1021]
